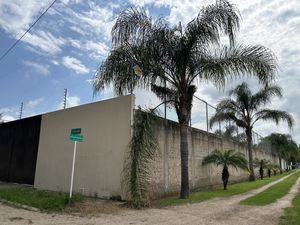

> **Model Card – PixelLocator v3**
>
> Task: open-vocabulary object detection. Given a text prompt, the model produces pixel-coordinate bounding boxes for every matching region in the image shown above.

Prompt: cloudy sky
[0,0,299,142]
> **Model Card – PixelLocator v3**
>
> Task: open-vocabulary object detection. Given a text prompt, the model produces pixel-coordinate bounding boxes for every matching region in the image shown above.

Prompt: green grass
[241,170,300,206]
[279,186,300,225]
[0,186,83,211]
[157,172,292,207]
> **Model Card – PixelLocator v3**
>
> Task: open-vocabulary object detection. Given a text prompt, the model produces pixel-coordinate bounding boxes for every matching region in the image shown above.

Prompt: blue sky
[1,0,300,142]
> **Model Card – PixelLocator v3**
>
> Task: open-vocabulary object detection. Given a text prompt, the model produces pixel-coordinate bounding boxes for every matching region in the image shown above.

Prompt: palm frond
[253,158,271,168]
[250,85,282,110]
[202,150,224,166]
[185,0,240,48]
[111,7,164,47]
[196,45,277,87]
[202,149,248,171]
[209,111,247,129]
[254,109,294,128]
[151,84,178,105]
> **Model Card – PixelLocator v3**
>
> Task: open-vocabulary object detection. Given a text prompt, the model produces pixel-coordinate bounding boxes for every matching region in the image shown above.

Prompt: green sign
[69,134,83,142]
[71,128,81,135]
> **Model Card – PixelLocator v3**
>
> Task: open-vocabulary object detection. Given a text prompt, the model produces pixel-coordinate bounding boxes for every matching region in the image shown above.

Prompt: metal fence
[135,94,274,155]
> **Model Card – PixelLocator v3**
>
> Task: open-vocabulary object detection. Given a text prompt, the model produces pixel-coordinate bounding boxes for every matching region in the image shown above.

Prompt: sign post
[68,128,83,203]
[69,140,77,201]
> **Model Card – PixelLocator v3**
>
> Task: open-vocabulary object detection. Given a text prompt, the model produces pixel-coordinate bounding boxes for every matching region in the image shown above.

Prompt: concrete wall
[34,95,134,199]
[149,118,280,198]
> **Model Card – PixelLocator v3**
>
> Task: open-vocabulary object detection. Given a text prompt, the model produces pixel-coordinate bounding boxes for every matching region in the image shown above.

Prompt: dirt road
[0,173,299,225]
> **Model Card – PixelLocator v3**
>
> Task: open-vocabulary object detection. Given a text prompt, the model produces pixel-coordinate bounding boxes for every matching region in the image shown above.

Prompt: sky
[0,0,300,142]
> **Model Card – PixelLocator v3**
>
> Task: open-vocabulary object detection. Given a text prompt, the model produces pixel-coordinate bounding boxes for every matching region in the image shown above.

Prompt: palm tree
[253,158,271,179]
[265,133,300,171]
[215,124,237,139]
[93,1,277,198]
[202,149,248,190]
[210,83,294,181]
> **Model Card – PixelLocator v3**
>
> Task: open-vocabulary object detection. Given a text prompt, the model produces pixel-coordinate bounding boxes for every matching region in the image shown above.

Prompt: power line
[0,0,59,63]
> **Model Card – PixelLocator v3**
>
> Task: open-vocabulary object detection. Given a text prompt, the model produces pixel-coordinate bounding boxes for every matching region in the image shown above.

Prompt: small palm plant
[253,158,271,180]
[202,149,248,190]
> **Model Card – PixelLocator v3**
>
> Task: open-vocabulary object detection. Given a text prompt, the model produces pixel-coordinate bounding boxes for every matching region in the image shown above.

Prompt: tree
[202,149,248,190]
[215,124,237,139]
[253,158,271,179]
[93,1,277,198]
[264,133,299,170]
[210,83,294,181]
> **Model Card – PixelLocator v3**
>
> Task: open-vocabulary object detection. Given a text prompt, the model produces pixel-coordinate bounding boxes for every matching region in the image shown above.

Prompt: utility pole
[63,88,67,109]
[19,102,23,119]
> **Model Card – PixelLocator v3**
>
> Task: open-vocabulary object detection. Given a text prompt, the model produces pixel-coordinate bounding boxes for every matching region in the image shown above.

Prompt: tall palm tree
[93,1,277,198]
[202,149,248,190]
[210,83,294,181]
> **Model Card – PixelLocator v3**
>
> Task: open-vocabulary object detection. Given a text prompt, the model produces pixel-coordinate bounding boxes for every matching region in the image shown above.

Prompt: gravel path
[0,172,299,225]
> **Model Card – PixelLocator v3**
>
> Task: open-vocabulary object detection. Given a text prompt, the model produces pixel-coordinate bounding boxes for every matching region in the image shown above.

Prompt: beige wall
[34,95,134,199]
[149,117,280,198]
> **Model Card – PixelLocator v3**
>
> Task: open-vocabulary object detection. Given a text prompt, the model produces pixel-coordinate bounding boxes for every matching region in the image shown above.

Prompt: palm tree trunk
[177,92,192,199]
[279,156,283,173]
[180,123,189,198]
[246,128,255,181]
[222,165,229,190]
[259,160,264,180]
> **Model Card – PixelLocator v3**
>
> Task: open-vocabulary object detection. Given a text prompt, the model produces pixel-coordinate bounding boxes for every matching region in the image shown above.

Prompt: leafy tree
[210,83,293,181]
[93,1,277,198]
[202,149,248,190]
[264,133,300,170]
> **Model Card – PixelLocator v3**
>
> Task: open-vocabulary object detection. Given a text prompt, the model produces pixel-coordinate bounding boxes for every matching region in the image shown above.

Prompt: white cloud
[0,107,18,121]
[2,114,17,122]
[68,38,81,49]
[0,97,45,121]
[51,60,59,65]
[0,1,48,36]
[23,60,50,76]
[25,97,44,109]
[0,1,66,55]
[67,95,80,107]
[62,56,90,74]
[22,31,66,55]
[55,94,80,109]
[84,41,110,60]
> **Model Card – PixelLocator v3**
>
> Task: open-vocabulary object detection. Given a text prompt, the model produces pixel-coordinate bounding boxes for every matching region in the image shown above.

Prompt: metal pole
[130,64,133,94]
[206,102,209,134]
[164,78,167,122]
[69,141,77,203]
[63,88,67,109]
[19,102,23,119]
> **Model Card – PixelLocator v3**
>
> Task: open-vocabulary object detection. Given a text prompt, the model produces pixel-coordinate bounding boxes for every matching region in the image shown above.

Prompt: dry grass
[64,198,126,217]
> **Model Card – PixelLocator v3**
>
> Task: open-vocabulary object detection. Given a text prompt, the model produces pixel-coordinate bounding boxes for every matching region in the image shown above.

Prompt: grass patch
[279,185,300,225]
[241,170,300,206]
[0,186,83,211]
[157,172,292,207]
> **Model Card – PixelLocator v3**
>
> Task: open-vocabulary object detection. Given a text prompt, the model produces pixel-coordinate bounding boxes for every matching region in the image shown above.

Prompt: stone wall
[149,117,280,198]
